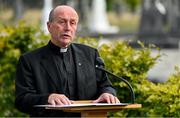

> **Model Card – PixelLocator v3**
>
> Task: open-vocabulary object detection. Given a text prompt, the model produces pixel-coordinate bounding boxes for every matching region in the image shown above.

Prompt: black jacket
[15,43,116,116]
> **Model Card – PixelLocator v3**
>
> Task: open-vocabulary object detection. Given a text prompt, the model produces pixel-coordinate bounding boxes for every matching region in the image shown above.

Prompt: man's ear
[47,22,51,32]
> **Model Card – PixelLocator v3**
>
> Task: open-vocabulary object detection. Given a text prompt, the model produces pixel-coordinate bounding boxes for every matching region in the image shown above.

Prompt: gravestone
[88,0,119,34]
[138,0,179,48]
[139,0,166,38]
[169,0,180,37]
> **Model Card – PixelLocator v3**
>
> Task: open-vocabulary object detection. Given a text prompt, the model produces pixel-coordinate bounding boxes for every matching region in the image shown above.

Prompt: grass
[0,8,42,26]
[0,9,13,24]
[22,9,42,26]
[108,12,140,33]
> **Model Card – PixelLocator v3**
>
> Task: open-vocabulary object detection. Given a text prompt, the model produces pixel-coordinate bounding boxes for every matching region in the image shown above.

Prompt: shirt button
[78,63,82,66]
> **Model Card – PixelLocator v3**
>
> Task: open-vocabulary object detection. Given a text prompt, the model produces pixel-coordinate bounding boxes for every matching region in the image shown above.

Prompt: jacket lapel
[40,46,63,92]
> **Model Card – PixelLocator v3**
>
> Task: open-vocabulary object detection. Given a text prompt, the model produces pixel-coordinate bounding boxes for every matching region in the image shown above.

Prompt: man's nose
[64,22,71,30]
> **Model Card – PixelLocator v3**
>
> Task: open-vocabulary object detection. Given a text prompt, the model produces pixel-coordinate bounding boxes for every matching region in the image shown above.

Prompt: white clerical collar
[60,48,68,53]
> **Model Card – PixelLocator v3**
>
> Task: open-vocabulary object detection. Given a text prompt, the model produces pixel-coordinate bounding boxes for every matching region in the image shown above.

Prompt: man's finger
[92,98,101,103]
[109,95,115,103]
[60,97,71,105]
[49,99,56,105]
[54,98,63,105]
[107,96,111,104]
[115,97,120,103]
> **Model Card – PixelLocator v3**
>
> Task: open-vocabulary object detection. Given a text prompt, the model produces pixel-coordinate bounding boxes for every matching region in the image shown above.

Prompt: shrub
[98,41,179,117]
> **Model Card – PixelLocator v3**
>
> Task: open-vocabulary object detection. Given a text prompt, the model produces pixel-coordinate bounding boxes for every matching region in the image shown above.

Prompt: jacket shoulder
[21,45,48,59]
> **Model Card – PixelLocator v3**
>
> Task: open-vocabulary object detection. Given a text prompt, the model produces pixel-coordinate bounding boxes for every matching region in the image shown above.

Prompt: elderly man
[15,5,119,117]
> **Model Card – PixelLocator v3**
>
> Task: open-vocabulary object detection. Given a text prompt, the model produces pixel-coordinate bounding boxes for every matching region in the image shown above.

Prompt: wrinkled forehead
[53,6,79,22]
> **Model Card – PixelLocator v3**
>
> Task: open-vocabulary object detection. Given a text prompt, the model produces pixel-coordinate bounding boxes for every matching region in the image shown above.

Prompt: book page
[34,103,129,108]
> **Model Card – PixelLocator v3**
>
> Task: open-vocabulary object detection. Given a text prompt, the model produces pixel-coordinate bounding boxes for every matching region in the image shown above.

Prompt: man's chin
[57,38,72,47]
[60,42,71,47]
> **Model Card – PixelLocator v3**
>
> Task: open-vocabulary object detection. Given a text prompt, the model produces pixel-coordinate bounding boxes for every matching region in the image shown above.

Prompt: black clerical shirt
[48,41,78,100]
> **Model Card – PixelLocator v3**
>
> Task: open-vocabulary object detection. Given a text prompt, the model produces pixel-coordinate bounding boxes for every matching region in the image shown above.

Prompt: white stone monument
[88,0,119,33]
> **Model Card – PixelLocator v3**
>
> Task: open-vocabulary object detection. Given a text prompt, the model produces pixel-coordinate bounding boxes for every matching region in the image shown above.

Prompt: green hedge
[94,40,179,117]
[0,23,179,117]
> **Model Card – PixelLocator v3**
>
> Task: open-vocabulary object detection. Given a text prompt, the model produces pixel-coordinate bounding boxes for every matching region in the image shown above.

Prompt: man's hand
[92,93,120,104]
[48,93,74,105]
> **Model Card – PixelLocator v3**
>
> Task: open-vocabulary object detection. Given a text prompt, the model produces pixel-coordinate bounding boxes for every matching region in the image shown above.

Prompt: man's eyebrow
[56,17,65,20]
[56,16,78,20]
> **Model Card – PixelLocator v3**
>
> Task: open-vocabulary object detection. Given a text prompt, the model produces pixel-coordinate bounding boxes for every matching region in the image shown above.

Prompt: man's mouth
[62,34,71,38]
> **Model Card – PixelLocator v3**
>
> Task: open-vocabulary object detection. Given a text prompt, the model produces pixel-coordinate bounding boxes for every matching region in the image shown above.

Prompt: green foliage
[123,0,141,12]
[106,0,141,12]
[0,22,49,116]
[98,40,159,105]
[99,41,160,80]
[130,66,180,117]
[97,40,179,117]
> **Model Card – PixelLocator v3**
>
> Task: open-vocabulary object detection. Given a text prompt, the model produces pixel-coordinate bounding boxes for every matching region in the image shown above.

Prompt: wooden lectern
[42,100,142,118]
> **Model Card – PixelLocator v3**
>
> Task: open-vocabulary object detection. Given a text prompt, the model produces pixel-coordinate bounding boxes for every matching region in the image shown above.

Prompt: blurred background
[0,0,180,117]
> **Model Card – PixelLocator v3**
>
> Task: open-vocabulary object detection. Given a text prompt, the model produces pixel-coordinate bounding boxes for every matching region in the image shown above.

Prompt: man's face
[47,6,79,47]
